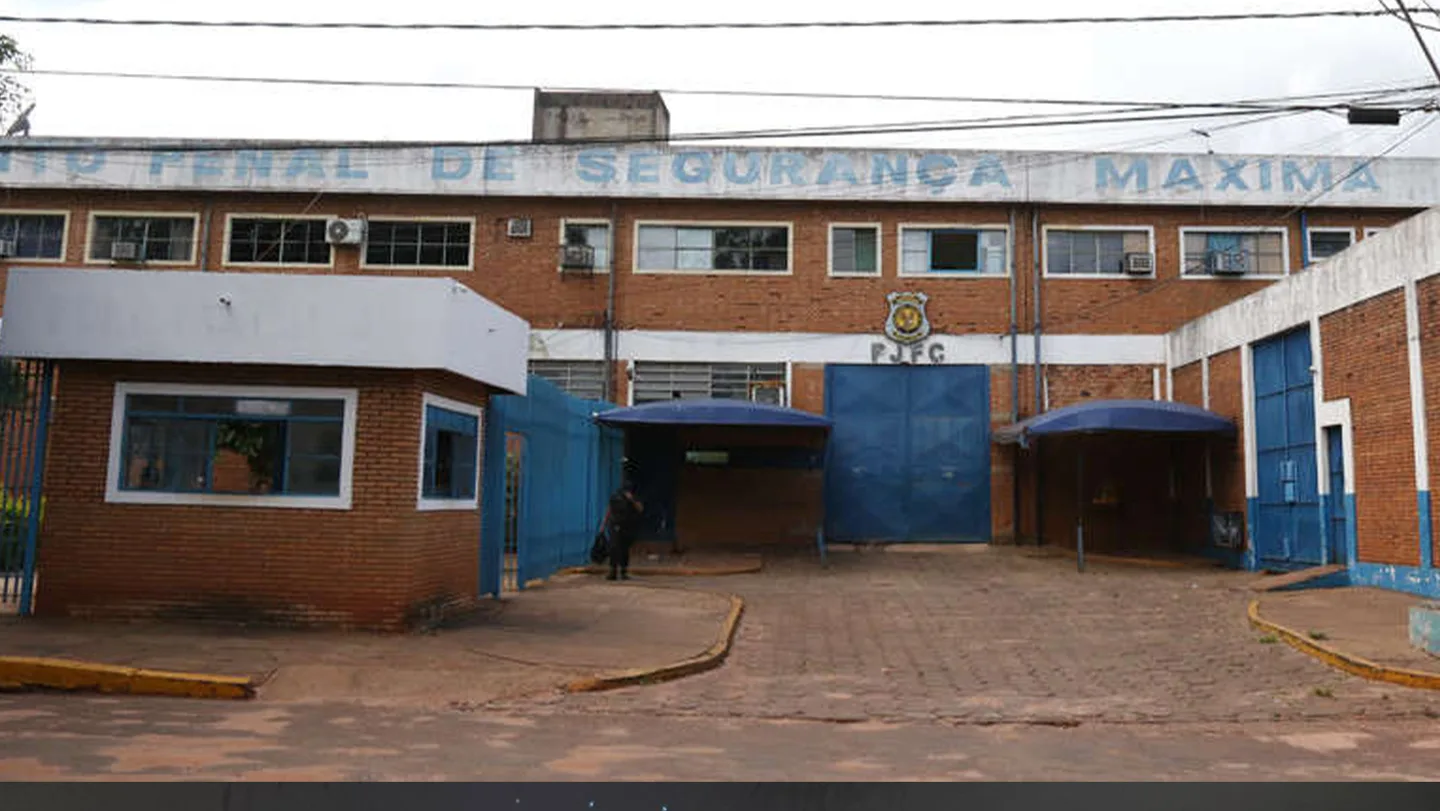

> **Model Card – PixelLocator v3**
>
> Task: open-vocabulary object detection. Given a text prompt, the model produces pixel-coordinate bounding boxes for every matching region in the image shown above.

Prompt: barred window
[227,217,331,265]
[90,215,196,263]
[1181,230,1287,277]
[365,220,472,268]
[830,225,880,275]
[529,360,607,402]
[1046,229,1151,276]
[0,213,66,260]
[637,225,789,272]
[631,362,786,405]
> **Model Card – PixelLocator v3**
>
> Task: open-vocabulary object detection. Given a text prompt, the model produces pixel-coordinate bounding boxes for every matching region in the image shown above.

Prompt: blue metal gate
[0,359,54,617]
[824,365,991,542]
[1325,426,1349,565]
[480,375,622,595]
[1252,328,1323,567]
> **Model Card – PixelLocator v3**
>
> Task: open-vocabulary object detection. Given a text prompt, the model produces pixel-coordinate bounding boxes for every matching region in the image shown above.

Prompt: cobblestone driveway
[495,546,1440,724]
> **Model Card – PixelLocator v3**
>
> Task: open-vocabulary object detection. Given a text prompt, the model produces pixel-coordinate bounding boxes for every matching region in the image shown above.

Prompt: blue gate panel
[1252,327,1323,568]
[825,365,991,543]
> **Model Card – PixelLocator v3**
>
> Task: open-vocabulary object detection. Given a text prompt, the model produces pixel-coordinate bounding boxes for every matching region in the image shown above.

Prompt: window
[1045,228,1152,276]
[829,225,880,276]
[900,227,1007,275]
[636,224,789,272]
[0,213,66,260]
[89,214,196,263]
[107,384,356,509]
[631,362,786,404]
[562,220,611,271]
[363,220,472,268]
[1307,229,1354,263]
[226,217,331,265]
[530,360,607,402]
[1180,229,1287,277]
[419,395,481,509]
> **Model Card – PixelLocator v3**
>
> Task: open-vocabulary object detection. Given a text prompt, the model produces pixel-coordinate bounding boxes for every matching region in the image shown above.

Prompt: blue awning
[994,399,1235,447]
[595,398,832,430]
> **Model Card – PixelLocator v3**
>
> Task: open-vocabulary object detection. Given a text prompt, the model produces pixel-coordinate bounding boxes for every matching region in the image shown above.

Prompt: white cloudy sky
[6,0,1440,156]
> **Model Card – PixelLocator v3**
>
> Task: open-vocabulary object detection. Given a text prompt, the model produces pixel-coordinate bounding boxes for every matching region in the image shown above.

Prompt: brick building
[1,92,1439,584]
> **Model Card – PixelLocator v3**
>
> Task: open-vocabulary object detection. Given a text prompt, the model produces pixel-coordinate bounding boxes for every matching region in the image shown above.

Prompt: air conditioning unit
[750,385,784,406]
[0,239,17,258]
[325,218,366,246]
[559,243,595,271]
[1206,251,1248,275]
[1123,252,1154,275]
[507,217,533,239]
[109,241,140,261]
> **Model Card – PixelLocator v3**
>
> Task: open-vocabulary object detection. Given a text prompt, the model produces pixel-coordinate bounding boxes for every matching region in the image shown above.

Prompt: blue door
[825,365,991,542]
[1325,426,1348,565]
[1252,328,1323,566]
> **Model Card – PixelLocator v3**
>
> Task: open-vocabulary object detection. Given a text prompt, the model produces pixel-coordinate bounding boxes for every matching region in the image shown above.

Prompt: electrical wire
[0,9,1426,31]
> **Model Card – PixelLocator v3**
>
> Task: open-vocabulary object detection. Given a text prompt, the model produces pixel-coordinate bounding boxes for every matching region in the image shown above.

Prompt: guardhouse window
[637,224,790,272]
[900,227,1007,275]
[1045,228,1151,276]
[364,220,472,268]
[420,397,481,507]
[226,217,332,265]
[118,392,346,497]
[0,213,66,260]
[89,215,197,263]
[830,225,880,275]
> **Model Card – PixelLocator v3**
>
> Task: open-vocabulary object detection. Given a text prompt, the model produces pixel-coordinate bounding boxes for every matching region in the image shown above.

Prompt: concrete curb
[1247,599,1440,691]
[0,655,257,700]
[561,561,763,577]
[1025,548,1211,569]
[564,589,745,693]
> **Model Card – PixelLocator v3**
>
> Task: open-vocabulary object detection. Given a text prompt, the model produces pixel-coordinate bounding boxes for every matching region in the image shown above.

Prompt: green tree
[0,35,32,130]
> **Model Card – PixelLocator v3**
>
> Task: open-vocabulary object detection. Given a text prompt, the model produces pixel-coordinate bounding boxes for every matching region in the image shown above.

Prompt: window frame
[896,223,1011,278]
[1177,226,1291,280]
[358,215,476,271]
[558,217,613,274]
[1305,226,1356,265]
[528,359,608,402]
[827,222,884,278]
[0,209,71,263]
[632,220,794,276]
[416,393,483,512]
[85,210,201,266]
[104,382,359,510]
[222,213,337,268]
[1040,224,1156,279]
[629,361,788,405]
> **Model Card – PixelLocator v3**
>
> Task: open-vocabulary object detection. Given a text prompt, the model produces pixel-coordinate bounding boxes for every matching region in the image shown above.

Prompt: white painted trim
[416,392,484,512]
[1317,397,1354,496]
[826,222,883,278]
[0,208,71,263]
[624,358,636,407]
[221,212,338,269]
[557,217,612,274]
[104,381,358,510]
[1241,342,1259,500]
[1406,279,1431,493]
[1039,224,1156,279]
[358,215,477,272]
[783,361,794,408]
[83,210,201,266]
[1306,226,1356,264]
[896,223,1011,278]
[1201,355,1211,409]
[1177,225,1291,281]
[528,328,1168,366]
[632,219,794,276]
[1152,367,1162,400]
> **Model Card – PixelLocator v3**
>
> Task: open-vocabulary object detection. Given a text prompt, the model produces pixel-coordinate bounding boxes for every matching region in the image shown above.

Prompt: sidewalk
[0,574,737,705]
[1252,586,1440,688]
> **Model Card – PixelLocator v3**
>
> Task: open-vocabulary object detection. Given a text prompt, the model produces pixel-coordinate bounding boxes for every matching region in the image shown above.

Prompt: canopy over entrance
[994,399,1235,448]
[596,398,832,430]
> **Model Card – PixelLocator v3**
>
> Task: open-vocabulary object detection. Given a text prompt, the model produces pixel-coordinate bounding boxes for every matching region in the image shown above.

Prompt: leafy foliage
[0,35,31,127]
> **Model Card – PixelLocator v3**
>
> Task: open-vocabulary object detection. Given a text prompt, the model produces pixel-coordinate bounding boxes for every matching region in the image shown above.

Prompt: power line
[8,66,1435,112]
[0,9,1428,32]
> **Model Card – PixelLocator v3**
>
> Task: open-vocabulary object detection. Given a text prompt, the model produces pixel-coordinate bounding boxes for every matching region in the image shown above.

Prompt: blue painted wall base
[1409,604,1440,656]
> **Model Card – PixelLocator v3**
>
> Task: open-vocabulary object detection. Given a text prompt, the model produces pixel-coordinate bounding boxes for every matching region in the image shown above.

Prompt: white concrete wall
[0,269,529,394]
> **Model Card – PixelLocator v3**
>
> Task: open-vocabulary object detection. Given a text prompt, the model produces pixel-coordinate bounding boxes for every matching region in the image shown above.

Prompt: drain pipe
[197,201,213,271]
[603,199,618,403]
[1299,210,1311,268]
[1008,207,1021,544]
[1031,207,1045,545]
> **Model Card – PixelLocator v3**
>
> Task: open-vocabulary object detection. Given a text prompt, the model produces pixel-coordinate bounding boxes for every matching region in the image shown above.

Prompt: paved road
[1,694,1438,780]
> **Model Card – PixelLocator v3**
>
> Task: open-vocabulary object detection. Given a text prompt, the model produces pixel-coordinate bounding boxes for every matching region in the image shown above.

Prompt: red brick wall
[1172,362,1203,407]
[36,360,489,630]
[1322,290,1418,566]
[1417,276,1440,565]
[1043,364,1157,409]
[672,426,824,549]
[1206,349,1247,515]
[0,189,1417,336]
[790,363,825,415]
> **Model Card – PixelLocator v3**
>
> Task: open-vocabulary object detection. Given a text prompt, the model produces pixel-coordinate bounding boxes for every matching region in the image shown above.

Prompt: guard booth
[595,398,831,554]
[995,399,1236,568]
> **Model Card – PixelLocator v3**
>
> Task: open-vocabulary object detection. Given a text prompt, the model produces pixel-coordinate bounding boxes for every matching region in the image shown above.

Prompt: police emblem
[885,291,931,345]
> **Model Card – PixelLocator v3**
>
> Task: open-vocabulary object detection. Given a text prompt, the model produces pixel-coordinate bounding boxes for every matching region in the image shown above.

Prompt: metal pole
[19,361,53,616]
[1076,441,1086,574]
[603,199,619,403]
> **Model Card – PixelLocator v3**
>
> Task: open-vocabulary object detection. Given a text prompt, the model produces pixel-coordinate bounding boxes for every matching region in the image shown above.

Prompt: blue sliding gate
[480,375,622,595]
[824,365,991,543]
[1252,327,1324,567]
[0,359,54,617]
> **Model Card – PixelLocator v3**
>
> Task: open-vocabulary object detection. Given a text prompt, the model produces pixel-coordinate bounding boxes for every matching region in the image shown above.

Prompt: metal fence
[480,375,621,596]
[0,359,55,617]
